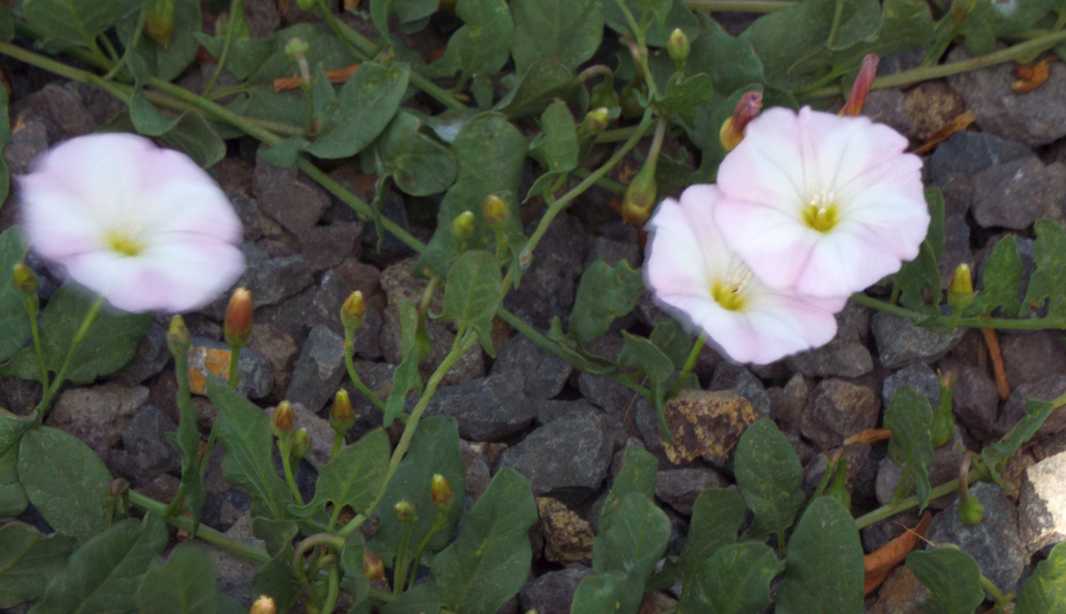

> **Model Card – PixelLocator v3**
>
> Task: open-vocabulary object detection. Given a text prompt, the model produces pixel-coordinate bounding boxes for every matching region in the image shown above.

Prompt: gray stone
[947,47,1066,146]
[286,325,346,413]
[16,83,95,141]
[459,440,494,503]
[862,509,922,553]
[951,365,1002,442]
[115,321,171,385]
[972,157,1066,229]
[882,363,940,408]
[187,338,274,400]
[299,221,363,273]
[927,483,1026,591]
[253,151,330,234]
[655,468,727,515]
[872,313,965,369]
[309,266,384,359]
[863,88,914,139]
[577,371,637,417]
[209,513,264,604]
[868,566,931,614]
[48,384,149,456]
[585,236,640,268]
[425,373,537,442]
[519,566,592,614]
[491,334,572,400]
[202,242,313,319]
[248,323,299,395]
[709,362,770,416]
[802,379,880,450]
[874,429,967,507]
[109,404,181,482]
[504,213,586,327]
[1000,331,1066,388]
[926,131,1033,184]
[768,374,808,432]
[4,117,49,174]
[533,399,601,425]
[499,411,614,497]
[1018,450,1066,555]
[786,339,873,378]
[0,376,41,415]
[244,0,281,37]
[267,402,333,466]
[380,307,484,385]
[1001,375,1066,441]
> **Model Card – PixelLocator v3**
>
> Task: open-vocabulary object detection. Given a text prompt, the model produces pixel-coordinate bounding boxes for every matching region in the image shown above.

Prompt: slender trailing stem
[344,329,387,413]
[677,335,705,385]
[854,478,961,530]
[103,10,144,81]
[393,521,415,593]
[165,342,196,518]
[322,566,341,613]
[851,293,1066,331]
[35,296,105,419]
[129,490,271,563]
[826,0,844,49]
[203,0,243,96]
[226,345,241,389]
[280,438,305,505]
[980,575,1012,609]
[686,0,793,11]
[23,295,48,394]
[405,510,448,590]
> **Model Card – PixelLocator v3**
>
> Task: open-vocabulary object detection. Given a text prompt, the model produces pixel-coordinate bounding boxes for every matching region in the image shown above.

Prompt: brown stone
[661,390,758,465]
[187,346,233,396]
[536,497,594,564]
[868,566,930,614]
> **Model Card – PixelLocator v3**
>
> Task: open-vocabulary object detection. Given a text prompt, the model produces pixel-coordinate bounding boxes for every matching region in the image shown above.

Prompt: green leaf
[18,426,112,542]
[439,0,513,77]
[618,332,673,385]
[1017,542,1066,614]
[0,522,77,608]
[776,497,864,614]
[194,33,273,81]
[658,73,715,125]
[895,189,943,313]
[251,517,298,558]
[884,387,934,510]
[649,319,691,370]
[969,234,1022,317]
[0,228,29,362]
[339,533,370,607]
[570,571,628,614]
[129,88,182,137]
[959,0,1056,55]
[510,0,602,73]
[570,259,644,345]
[31,514,167,614]
[22,0,140,48]
[734,418,804,535]
[253,549,301,613]
[678,487,746,588]
[0,84,10,209]
[207,378,290,520]
[259,137,309,168]
[371,416,464,561]
[600,445,658,525]
[162,113,226,169]
[680,542,783,614]
[689,21,764,96]
[299,429,390,518]
[380,582,440,614]
[497,59,580,119]
[531,99,578,174]
[442,250,502,355]
[374,112,458,197]
[432,469,537,614]
[1024,220,1066,319]
[982,399,1055,482]
[604,0,700,47]
[906,547,985,614]
[589,492,671,613]
[135,544,219,614]
[384,301,426,427]
[118,0,201,82]
[0,413,32,518]
[247,24,355,82]
[306,62,410,160]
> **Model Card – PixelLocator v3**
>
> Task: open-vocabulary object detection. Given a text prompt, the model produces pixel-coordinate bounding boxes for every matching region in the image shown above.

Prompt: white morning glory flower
[714,106,929,298]
[19,133,245,313]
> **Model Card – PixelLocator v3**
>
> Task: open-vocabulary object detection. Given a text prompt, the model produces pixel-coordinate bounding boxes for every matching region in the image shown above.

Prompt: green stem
[279,439,305,505]
[685,0,793,10]
[980,575,1012,609]
[677,335,705,384]
[854,478,960,530]
[165,342,196,518]
[103,9,144,81]
[393,522,415,594]
[322,566,340,613]
[344,330,387,413]
[35,296,105,419]
[851,293,1066,331]
[404,510,448,591]
[226,345,241,388]
[826,0,845,49]
[23,295,48,394]
[203,0,242,97]
[129,490,270,563]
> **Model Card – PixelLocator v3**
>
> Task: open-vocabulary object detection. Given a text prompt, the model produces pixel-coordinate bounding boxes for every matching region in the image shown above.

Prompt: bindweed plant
[0,0,1065,612]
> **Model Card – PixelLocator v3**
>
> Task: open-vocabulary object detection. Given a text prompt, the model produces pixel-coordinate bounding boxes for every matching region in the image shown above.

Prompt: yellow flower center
[801,202,840,233]
[711,280,746,312]
[105,230,145,257]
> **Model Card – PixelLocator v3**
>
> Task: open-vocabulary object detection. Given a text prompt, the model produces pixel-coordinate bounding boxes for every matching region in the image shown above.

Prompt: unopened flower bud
[581,107,610,133]
[719,91,763,152]
[341,291,366,333]
[363,550,385,581]
[667,28,690,67]
[224,287,253,348]
[840,54,879,117]
[394,499,417,523]
[284,37,310,61]
[166,315,191,358]
[330,389,355,433]
[959,494,984,525]
[947,263,975,311]
[249,595,277,614]
[621,160,657,226]
[273,401,295,435]
[482,194,509,226]
[451,210,476,241]
[11,262,37,295]
[430,473,454,509]
[144,0,175,48]
[292,428,310,460]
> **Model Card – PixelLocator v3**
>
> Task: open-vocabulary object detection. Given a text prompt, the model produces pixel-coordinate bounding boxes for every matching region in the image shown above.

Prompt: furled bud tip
[273,401,295,434]
[840,54,879,117]
[719,91,763,152]
[166,315,191,358]
[959,495,985,526]
[667,28,690,67]
[224,287,253,348]
[144,0,176,48]
[292,428,310,460]
[947,263,975,310]
[481,194,509,226]
[621,161,657,226]
[363,550,385,582]
[249,595,277,614]
[330,389,354,431]
[430,473,454,509]
[582,107,610,133]
[284,37,310,61]
[11,262,37,295]
[394,499,417,523]
[340,290,366,333]
[451,210,476,241]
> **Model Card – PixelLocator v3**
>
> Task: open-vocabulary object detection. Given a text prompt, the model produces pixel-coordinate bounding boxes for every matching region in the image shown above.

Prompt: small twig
[981,328,1011,400]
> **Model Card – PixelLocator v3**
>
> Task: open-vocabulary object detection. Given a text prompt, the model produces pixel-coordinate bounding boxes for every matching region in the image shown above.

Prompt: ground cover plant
[1,0,1066,612]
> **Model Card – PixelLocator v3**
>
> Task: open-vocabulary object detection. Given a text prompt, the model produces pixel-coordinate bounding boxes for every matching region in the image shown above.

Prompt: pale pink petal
[796,107,911,196]
[19,177,103,260]
[713,197,820,291]
[717,107,805,211]
[646,198,712,297]
[793,230,903,298]
[145,181,242,244]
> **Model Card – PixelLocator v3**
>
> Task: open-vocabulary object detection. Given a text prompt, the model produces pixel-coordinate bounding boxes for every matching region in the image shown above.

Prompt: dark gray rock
[47,384,149,456]
[504,213,586,327]
[874,429,967,507]
[209,514,264,604]
[245,0,281,37]
[585,236,640,268]
[499,411,614,497]
[951,365,1002,442]
[459,440,494,503]
[1000,375,1066,441]
[768,374,809,432]
[863,89,914,139]
[285,325,346,413]
[109,405,181,482]
[115,321,171,385]
[309,266,384,359]
[5,117,49,174]
[578,372,639,418]
[0,376,40,415]
[655,468,727,515]
[248,323,299,395]
[872,313,965,369]
[882,363,940,408]
[926,131,1033,184]
[709,362,770,416]
[425,373,537,442]
[787,339,874,378]
[972,157,1066,229]
[1000,331,1066,388]
[202,242,313,320]
[533,399,601,425]
[862,509,922,553]
[802,379,880,450]
[519,566,592,614]
[1018,450,1066,555]
[15,83,95,141]
[491,334,572,400]
[253,151,330,234]
[299,222,363,273]
[927,483,1026,591]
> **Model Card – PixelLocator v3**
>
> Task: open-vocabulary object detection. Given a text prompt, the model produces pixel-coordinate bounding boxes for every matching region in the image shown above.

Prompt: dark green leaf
[251,517,298,558]
[649,319,691,370]
[895,189,944,313]
[531,99,578,174]
[1017,542,1066,614]
[31,514,167,614]
[384,301,425,427]
[306,62,410,159]
[0,84,10,208]
[259,137,309,168]
[0,228,29,362]
[678,487,746,587]
[689,21,764,95]
[510,0,602,73]
[432,469,537,614]
[18,426,112,542]
[207,378,290,520]
[22,0,140,48]
[906,547,984,614]
[375,112,458,197]
[570,259,644,345]
[135,544,219,614]
[776,497,864,614]
[591,492,671,613]
[618,332,673,385]
[496,59,580,119]
[970,234,1022,317]
[982,399,1055,481]
[0,522,76,608]
[162,113,226,169]
[1024,220,1066,319]
[248,24,354,82]
[339,533,369,607]
[380,582,440,614]
[734,418,804,535]
[604,0,700,47]
[0,412,32,518]
[439,0,513,77]
[658,73,714,124]
[680,542,783,614]
[252,549,301,613]
[959,1,1056,55]
[0,7,13,42]
[600,445,658,525]
[129,88,182,137]
[443,250,502,355]
[194,34,273,81]
[118,1,201,82]
[299,429,390,519]
[570,571,628,614]
[884,387,934,510]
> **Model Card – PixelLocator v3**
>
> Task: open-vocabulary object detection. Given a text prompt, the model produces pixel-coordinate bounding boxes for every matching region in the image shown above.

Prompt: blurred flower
[19,133,244,313]
[644,185,843,365]
[714,107,928,298]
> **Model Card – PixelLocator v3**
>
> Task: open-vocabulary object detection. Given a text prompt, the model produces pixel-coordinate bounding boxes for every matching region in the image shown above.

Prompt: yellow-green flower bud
[166,315,191,359]
[947,263,975,311]
[582,107,610,133]
[11,262,37,295]
[144,0,175,48]
[224,287,253,348]
[621,160,657,226]
[249,595,277,614]
[340,291,366,333]
[284,37,310,61]
[363,550,385,582]
[292,428,310,460]
[273,401,296,435]
[451,210,476,241]
[430,473,454,509]
[329,389,355,433]
[667,28,690,67]
[394,499,417,523]
[481,194,509,226]
[959,494,984,525]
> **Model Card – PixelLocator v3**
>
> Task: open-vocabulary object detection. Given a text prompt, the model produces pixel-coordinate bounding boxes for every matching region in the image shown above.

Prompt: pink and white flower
[19,133,245,313]
[644,184,844,365]
[714,106,928,298]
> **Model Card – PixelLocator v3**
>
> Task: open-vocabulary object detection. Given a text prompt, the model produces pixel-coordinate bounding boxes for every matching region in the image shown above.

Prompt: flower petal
[717,107,806,211]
